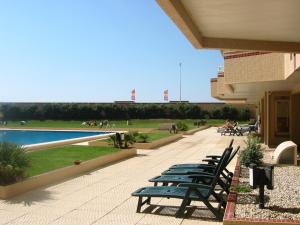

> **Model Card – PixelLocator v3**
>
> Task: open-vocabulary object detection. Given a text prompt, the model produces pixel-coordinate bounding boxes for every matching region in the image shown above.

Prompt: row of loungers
[131,139,240,221]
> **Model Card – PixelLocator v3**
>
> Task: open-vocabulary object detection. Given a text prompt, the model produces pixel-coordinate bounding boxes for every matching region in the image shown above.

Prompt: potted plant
[240,135,264,167]
[0,142,31,185]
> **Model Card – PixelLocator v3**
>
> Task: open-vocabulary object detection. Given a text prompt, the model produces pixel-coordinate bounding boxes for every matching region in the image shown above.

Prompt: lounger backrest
[228,139,234,148]
[213,147,233,175]
[207,148,232,194]
[226,146,240,166]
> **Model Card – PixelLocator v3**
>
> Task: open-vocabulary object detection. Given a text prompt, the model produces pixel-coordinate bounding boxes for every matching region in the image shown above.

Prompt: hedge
[0,103,251,121]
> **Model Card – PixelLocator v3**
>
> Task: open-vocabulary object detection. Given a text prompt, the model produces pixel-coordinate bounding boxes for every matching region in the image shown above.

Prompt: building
[156,0,300,147]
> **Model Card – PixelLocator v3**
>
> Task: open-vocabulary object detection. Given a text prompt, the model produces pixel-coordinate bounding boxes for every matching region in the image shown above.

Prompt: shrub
[109,135,120,148]
[138,133,149,143]
[123,132,137,148]
[236,185,252,193]
[176,121,188,131]
[193,120,207,127]
[240,135,264,167]
[0,142,31,185]
[0,103,252,121]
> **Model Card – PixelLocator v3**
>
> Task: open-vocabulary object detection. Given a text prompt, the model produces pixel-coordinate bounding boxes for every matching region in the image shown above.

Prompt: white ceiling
[182,0,300,42]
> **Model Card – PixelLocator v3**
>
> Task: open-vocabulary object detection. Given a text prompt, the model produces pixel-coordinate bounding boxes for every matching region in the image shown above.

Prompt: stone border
[223,157,300,225]
[134,133,183,149]
[25,133,114,152]
[0,148,137,199]
[0,128,116,152]
[182,125,211,135]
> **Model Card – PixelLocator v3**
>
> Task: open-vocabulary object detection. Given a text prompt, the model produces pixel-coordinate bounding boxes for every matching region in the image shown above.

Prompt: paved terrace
[0,127,245,225]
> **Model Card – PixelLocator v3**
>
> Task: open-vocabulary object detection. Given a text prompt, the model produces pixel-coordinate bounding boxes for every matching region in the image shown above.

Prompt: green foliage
[109,135,120,148]
[210,106,251,121]
[236,185,252,193]
[138,133,149,143]
[0,142,31,185]
[240,135,264,167]
[248,119,256,125]
[123,132,137,148]
[0,103,252,121]
[176,121,188,131]
[194,120,207,127]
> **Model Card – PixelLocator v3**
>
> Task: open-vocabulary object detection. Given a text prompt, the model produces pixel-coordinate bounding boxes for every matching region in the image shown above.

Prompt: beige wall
[217,76,233,96]
[284,53,299,79]
[296,54,300,69]
[210,79,218,99]
[225,53,285,84]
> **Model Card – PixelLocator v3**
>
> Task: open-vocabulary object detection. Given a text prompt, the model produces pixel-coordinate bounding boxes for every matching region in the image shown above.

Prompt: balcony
[211,72,235,100]
[224,51,286,84]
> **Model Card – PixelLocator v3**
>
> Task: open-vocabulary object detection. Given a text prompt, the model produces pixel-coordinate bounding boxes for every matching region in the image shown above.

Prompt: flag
[164,89,168,101]
[131,89,136,101]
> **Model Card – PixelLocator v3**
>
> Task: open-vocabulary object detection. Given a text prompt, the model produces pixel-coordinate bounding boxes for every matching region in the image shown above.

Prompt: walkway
[0,127,245,225]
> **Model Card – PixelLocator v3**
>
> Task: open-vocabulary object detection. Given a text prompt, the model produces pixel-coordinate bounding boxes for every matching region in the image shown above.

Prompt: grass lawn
[1,119,241,130]
[26,145,119,177]
[137,131,174,143]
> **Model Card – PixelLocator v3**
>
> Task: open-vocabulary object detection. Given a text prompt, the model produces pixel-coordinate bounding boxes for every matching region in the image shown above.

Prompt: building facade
[156,0,300,147]
[211,51,300,146]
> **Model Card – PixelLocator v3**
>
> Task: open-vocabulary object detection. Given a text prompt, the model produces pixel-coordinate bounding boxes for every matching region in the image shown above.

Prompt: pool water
[0,130,110,146]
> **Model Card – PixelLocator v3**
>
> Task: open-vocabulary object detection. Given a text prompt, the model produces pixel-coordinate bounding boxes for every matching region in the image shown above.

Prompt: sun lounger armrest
[178,183,212,190]
[188,174,215,179]
[195,164,216,168]
[206,155,221,159]
[202,159,219,163]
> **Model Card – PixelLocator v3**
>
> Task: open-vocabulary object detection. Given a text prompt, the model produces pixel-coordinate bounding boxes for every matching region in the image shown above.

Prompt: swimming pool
[0,129,112,147]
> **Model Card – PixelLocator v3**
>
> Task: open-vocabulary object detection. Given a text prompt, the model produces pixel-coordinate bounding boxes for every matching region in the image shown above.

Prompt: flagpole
[179,62,182,103]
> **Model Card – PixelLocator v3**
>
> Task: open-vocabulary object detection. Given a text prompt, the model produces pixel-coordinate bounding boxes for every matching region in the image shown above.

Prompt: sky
[0,0,223,103]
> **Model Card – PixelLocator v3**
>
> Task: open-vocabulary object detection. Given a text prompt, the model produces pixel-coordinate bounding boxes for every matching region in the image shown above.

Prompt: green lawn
[26,145,119,177]
[1,119,238,130]
[137,131,174,142]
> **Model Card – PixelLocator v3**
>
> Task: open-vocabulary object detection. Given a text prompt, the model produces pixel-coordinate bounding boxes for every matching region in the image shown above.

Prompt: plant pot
[73,160,82,165]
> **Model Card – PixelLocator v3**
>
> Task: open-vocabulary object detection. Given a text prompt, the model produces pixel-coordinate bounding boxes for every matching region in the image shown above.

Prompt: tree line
[0,103,252,121]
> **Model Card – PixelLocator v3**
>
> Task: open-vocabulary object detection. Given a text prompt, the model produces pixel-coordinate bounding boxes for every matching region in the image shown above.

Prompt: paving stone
[0,128,244,225]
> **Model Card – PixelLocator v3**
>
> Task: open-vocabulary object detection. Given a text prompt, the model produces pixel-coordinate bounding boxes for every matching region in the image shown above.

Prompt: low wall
[0,148,137,199]
[25,133,113,152]
[223,157,300,225]
[134,134,183,149]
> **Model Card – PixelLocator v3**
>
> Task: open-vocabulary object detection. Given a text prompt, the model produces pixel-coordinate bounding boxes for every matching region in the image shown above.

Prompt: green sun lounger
[150,147,239,194]
[162,146,238,177]
[131,149,232,220]
[170,139,234,170]
[169,145,239,174]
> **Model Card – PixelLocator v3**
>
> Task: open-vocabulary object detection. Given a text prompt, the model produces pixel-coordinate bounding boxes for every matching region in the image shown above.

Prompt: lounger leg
[175,198,189,218]
[186,199,192,206]
[136,196,152,213]
[202,199,223,221]
[137,196,143,213]
[212,191,227,209]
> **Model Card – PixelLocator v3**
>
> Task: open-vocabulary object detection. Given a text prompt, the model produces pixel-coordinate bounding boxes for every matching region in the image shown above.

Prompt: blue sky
[0,0,223,103]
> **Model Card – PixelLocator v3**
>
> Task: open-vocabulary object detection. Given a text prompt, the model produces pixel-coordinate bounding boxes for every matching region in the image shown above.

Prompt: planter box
[182,125,210,135]
[224,157,300,225]
[0,148,137,199]
[134,134,183,149]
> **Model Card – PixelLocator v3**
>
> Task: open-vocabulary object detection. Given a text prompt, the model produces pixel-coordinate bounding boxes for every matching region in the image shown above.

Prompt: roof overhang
[157,0,300,52]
